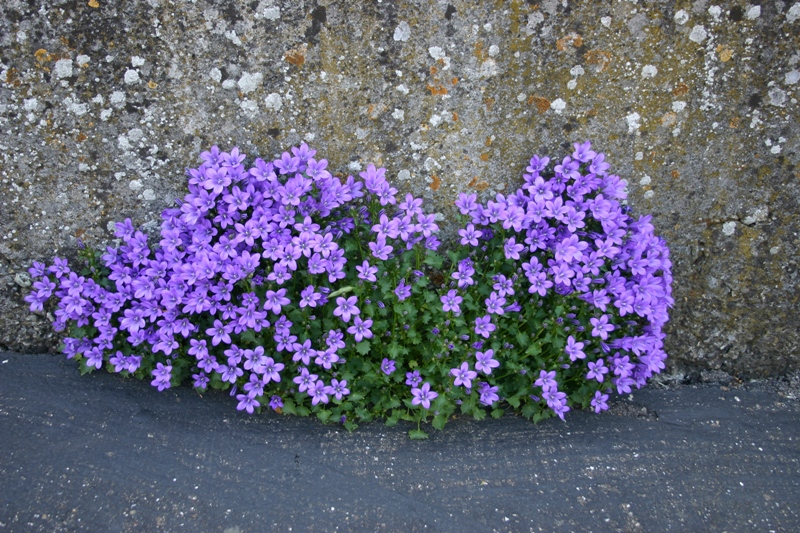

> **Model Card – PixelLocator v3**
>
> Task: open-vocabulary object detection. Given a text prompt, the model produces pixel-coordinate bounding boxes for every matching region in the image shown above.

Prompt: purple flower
[474,315,496,339]
[293,367,318,393]
[150,362,172,391]
[591,391,609,413]
[458,223,482,246]
[314,348,340,369]
[333,296,360,323]
[475,349,500,374]
[236,393,260,414]
[485,292,506,315]
[328,379,350,400]
[368,235,393,261]
[356,260,378,282]
[299,285,322,308]
[405,370,422,387]
[590,315,615,340]
[586,359,608,383]
[411,382,438,409]
[450,362,478,388]
[269,395,284,411]
[206,319,232,346]
[535,370,558,390]
[394,279,412,301]
[478,382,500,406]
[381,358,396,375]
[308,380,330,405]
[347,316,374,342]
[440,289,463,314]
[504,237,525,261]
[264,288,291,314]
[565,336,586,362]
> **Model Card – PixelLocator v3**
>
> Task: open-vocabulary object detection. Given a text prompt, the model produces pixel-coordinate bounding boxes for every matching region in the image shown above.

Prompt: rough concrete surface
[0,1,798,375]
[1,352,799,532]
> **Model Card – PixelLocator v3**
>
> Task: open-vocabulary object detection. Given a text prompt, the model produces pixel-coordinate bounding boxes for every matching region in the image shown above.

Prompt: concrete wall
[1,0,798,376]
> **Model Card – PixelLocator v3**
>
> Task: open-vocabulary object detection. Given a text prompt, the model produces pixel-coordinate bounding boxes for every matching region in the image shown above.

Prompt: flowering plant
[26,141,672,438]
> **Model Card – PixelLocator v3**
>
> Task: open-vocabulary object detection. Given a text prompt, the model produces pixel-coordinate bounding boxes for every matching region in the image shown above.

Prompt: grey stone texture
[0,0,798,376]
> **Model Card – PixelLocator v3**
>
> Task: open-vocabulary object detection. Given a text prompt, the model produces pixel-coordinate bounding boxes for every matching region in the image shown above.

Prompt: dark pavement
[1,352,798,532]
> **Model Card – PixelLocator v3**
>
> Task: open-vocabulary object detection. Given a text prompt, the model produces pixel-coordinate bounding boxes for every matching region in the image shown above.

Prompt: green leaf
[296,405,311,417]
[281,399,297,416]
[355,340,371,355]
[316,409,332,423]
[385,414,400,427]
[423,251,444,269]
[506,395,522,408]
[472,409,486,421]
[432,414,448,430]
[343,421,359,432]
[491,408,505,419]
[409,429,429,440]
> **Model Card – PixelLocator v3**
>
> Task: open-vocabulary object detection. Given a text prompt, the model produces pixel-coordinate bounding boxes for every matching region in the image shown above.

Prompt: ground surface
[1,352,799,532]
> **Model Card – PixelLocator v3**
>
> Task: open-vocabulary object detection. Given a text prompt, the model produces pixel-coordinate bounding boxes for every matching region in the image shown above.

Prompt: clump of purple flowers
[26,141,672,438]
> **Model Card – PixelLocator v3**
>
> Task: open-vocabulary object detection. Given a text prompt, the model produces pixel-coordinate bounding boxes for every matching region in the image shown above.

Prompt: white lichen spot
[110,90,126,107]
[768,88,786,107]
[788,3,800,23]
[722,221,736,236]
[550,98,566,114]
[770,145,782,154]
[348,161,363,172]
[128,128,144,142]
[567,79,577,90]
[394,21,411,42]
[225,30,242,46]
[674,10,689,25]
[478,58,498,78]
[600,16,612,27]
[488,44,500,57]
[525,11,545,35]
[641,65,658,79]
[222,79,237,90]
[392,108,405,121]
[429,114,443,127]
[23,98,39,112]
[263,6,280,21]
[76,54,90,67]
[91,94,104,105]
[396,84,410,95]
[424,157,441,172]
[264,93,283,111]
[786,70,800,85]
[129,179,143,191]
[142,189,156,202]
[689,25,707,43]
[124,69,141,84]
[708,5,722,20]
[16,30,27,44]
[635,152,644,161]
[746,6,761,19]
[569,65,584,77]
[304,133,316,142]
[64,96,88,116]
[626,112,641,133]
[770,246,780,255]
[54,59,74,79]
[639,175,651,186]
[428,46,451,70]
[355,128,368,140]
[644,190,654,199]
[240,99,258,114]
[397,169,411,181]
[209,67,222,83]
[238,72,263,94]
[131,56,145,67]
[107,221,117,233]
[672,100,687,112]
[743,207,769,225]
[100,109,112,121]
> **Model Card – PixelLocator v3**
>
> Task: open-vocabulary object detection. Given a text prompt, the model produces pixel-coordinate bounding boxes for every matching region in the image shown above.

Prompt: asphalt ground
[1,352,799,533]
